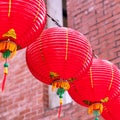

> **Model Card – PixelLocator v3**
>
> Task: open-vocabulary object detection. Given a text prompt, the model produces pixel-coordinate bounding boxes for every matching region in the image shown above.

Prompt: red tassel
[58,103,62,118]
[2,73,7,92]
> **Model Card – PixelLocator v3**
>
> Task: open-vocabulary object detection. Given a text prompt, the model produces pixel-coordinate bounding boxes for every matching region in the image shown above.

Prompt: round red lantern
[26,27,93,114]
[0,0,46,91]
[68,58,120,120]
[0,0,46,48]
[102,94,120,120]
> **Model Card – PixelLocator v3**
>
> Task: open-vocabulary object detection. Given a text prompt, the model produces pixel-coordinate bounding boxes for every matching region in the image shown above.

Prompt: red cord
[58,103,62,118]
[2,73,7,92]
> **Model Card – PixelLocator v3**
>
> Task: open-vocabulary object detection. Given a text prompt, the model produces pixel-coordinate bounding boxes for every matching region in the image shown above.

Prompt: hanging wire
[47,13,62,27]
[92,50,98,58]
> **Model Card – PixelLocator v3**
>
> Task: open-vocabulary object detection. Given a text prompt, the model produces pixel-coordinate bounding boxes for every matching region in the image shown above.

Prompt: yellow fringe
[0,41,17,59]
[52,81,70,91]
[88,103,103,115]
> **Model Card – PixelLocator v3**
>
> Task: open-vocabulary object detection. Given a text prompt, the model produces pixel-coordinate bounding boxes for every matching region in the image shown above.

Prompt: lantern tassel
[58,98,63,118]
[1,62,9,92]
[2,73,7,92]
[57,88,64,118]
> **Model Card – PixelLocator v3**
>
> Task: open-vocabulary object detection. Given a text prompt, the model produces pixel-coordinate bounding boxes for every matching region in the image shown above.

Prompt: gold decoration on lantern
[2,28,17,39]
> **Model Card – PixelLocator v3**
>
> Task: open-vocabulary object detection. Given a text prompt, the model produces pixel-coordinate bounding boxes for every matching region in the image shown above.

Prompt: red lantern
[0,0,46,48]
[102,94,120,120]
[26,27,93,116]
[68,58,120,120]
[0,0,46,91]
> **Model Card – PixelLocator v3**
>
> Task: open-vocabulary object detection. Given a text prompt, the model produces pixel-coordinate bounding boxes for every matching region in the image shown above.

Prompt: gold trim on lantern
[8,0,12,17]
[100,97,109,103]
[50,72,60,80]
[108,65,114,90]
[34,0,41,22]
[2,29,17,39]
[90,67,94,88]
[65,29,68,60]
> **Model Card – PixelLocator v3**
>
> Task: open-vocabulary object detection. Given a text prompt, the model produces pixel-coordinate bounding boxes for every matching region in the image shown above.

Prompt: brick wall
[0,0,120,120]
[67,0,120,66]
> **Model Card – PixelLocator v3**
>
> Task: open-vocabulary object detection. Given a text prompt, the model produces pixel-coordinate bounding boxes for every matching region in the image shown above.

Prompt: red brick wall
[0,0,120,120]
[67,0,120,66]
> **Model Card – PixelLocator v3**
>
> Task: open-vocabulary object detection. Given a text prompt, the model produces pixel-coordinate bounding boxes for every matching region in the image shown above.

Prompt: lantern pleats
[26,27,93,85]
[0,0,46,48]
[102,94,120,120]
[68,58,120,118]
